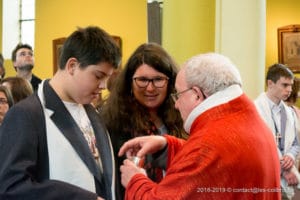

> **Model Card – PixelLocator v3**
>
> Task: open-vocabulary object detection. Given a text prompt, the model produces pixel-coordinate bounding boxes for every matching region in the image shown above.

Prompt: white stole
[255,92,297,157]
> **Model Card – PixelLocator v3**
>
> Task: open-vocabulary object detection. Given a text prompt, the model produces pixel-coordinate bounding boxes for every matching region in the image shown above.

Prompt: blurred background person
[0,85,14,125]
[101,43,187,200]
[285,77,300,118]
[11,43,42,91]
[284,77,300,186]
[1,76,33,104]
[0,53,6,79]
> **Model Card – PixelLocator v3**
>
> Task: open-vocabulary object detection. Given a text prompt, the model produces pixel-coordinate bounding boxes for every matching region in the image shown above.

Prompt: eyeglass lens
[0,98,8,105]
[134,77,168,88]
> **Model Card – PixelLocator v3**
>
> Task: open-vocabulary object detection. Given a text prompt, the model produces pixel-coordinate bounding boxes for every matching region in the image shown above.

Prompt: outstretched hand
[118,135,167,159]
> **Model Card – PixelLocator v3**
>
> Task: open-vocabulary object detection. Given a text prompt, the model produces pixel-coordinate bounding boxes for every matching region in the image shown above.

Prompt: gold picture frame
[278,24,300,73]
[52,37,66,75]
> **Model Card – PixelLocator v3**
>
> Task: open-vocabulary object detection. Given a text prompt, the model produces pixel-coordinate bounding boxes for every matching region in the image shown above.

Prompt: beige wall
[162,0,215,65]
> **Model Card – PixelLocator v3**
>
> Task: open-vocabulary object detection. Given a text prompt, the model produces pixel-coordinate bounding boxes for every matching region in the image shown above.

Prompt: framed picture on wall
[52,37,66,75]
[278,24,300,73]
[52,35,122,75]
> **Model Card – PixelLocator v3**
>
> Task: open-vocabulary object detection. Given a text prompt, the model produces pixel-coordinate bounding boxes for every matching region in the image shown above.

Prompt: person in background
[285,77,300,149]
[285,77,300,118]
[1,76,33,103]
[0,26,121,200]
[101,43,187,200]
[119,53,281,200]
[0,85,13,125]
[255,63,300,200]
[284,77,300,187]
[0,53,6,79]
[11,43,42,91]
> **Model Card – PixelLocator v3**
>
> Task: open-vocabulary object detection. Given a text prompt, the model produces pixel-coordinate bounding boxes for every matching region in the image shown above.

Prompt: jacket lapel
[84,104,113,199]
[42,80,103,184]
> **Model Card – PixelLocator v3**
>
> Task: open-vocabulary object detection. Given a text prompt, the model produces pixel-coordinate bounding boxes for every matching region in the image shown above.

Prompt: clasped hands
[118,135,167,187]
[281,155,298,186]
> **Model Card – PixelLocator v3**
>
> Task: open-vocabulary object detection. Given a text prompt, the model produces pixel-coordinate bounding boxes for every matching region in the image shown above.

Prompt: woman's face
[0,91,9,124]
[132,64,169,111]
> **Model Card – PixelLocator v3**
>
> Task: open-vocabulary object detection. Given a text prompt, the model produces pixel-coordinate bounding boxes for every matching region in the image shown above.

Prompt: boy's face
[67,60,114,104]
[268,76,293,102]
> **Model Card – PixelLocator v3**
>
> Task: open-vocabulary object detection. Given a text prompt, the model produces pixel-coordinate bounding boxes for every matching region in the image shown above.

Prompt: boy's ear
[267,79,274,87]
[65,57,78,75]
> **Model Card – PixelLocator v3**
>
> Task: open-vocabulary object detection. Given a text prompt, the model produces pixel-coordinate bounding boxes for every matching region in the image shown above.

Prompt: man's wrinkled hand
[120,159,146,187]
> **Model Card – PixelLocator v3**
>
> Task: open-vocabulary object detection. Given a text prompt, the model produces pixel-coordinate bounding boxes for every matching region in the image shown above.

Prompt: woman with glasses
[101,42,186,200]
[0,85,14,125]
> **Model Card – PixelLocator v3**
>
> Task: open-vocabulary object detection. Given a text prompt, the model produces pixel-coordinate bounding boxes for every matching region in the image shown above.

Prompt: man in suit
[11,43,42,91]
[0,26,121,200]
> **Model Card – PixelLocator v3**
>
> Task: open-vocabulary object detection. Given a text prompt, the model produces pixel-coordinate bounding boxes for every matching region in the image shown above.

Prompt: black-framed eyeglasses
[0,98,8,105]
[171,88,192,102]
[133,76,169,88]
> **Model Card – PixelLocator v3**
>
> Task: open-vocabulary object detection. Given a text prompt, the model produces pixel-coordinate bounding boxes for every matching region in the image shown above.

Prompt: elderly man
[119,53,281,199]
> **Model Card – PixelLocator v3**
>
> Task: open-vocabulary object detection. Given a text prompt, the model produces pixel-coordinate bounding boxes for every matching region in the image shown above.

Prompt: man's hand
[118,135,167,159]
[281,155,294,170]
[97,197,104,200]
[120,159,147,187]
[283,170,299,186]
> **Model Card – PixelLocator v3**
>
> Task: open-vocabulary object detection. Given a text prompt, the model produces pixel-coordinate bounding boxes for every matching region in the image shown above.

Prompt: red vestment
[125,94,281,200]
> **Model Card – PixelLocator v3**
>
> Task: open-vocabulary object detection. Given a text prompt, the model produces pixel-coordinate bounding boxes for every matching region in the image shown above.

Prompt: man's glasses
[171,88,192,102]
[133,76,169,88]
[0,98,8,105]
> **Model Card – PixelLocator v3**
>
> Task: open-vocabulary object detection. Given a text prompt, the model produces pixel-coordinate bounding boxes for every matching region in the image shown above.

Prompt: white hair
[184,53,242,96]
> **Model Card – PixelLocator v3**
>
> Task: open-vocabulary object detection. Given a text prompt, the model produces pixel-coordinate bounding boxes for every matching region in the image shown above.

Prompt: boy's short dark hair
[59,26,121,70]
[11,44,33,62]
[266,63,294,83]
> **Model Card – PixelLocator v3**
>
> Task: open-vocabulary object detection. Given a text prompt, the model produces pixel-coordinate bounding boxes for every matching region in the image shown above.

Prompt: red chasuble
[125,94,281,200]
